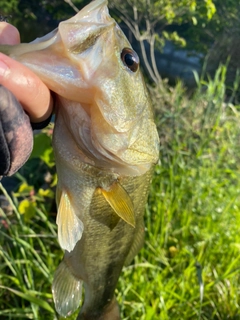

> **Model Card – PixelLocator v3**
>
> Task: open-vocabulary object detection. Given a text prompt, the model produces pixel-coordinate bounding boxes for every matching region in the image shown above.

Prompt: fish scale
[62,171,153,319]
[0,0,159,318]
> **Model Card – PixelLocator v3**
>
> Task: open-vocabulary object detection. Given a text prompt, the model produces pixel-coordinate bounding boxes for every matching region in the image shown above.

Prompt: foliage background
[0,0,240,319]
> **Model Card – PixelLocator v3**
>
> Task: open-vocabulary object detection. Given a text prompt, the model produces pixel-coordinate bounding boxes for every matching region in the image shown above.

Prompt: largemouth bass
[0,0,159,318]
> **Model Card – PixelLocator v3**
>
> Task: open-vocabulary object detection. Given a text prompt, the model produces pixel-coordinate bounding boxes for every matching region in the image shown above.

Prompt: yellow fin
[56,189,84,252]
[101,182,135,227]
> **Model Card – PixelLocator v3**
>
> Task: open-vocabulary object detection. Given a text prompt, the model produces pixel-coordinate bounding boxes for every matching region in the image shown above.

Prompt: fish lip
[56,0,115,82]
[66,0,109,21]
[82,0,109,15]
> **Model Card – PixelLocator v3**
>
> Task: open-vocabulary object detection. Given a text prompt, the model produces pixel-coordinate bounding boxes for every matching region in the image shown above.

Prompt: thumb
[0,22,20,45]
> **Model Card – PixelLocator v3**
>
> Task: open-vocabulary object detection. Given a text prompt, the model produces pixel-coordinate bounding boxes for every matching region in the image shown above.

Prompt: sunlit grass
[118,65,240,320]
[0,179,60,319]
[1,65,240,319]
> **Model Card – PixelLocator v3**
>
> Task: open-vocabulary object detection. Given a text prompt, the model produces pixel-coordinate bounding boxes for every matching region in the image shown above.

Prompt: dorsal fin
[56,188,84,252]
[100,182,135,227]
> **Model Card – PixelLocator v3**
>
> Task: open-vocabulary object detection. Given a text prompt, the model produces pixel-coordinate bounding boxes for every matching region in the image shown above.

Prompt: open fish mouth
[0,0,160,319]
[0,0,159,176]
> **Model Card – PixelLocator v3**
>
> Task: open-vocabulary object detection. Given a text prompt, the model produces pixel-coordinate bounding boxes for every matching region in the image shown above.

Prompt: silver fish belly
[0,0,159,318]
[52,102,155,319]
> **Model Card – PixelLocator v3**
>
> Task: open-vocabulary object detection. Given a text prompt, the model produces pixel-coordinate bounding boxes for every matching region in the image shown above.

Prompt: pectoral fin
[100,182,135,227]
[56,189,84,252]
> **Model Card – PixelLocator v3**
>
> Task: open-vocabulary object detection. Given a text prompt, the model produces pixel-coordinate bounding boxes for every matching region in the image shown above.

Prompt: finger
[0,22,20,45]
[0,53,53,123]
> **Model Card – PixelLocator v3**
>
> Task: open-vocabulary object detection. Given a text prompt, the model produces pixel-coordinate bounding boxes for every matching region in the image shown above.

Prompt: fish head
[57,0,159,175]
[9,0,159,176]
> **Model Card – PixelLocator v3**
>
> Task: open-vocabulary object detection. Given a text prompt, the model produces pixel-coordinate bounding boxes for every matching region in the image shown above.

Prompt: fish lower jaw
[77,297,120,320]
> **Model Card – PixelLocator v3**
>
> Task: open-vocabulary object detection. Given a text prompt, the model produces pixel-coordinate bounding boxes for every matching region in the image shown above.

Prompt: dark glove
[0,85,33,176]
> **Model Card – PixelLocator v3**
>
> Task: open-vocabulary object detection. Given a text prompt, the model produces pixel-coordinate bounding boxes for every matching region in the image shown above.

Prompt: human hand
[0,22,53,123]
[0,22,53,176]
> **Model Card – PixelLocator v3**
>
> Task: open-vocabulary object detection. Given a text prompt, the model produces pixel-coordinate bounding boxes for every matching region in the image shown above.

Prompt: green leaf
[38,188,54,199]
[18,182,34,194]
[18,199,36,221]
[30,133,51,159]
[30,133,55,167]
[0,286,54,313]
[192,16,198,25]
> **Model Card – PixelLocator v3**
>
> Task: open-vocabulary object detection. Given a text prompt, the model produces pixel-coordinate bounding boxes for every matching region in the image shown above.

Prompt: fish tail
[77,296,120,320]
[52,259,83,317]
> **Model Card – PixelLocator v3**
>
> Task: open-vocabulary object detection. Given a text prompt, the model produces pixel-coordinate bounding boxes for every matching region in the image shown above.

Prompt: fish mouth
[58,0,113,53]
[56,0,115,86]
[76,0,108,16]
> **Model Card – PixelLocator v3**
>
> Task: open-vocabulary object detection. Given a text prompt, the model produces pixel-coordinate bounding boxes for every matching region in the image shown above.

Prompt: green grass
[1,65,240,319]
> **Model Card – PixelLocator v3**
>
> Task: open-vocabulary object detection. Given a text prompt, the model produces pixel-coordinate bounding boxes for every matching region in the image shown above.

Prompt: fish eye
[121,48,139,72]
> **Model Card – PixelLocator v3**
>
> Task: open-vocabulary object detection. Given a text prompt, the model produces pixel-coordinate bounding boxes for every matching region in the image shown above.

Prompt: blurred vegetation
[1,64,240,319]
[1,0,240,84]
[1,0,240,319]
[109,0,216,84]
[0,0,86,41]
[109,0,240,89]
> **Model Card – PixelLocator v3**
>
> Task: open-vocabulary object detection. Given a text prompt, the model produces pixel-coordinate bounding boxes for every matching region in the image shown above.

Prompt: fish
[0,0,159,318]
